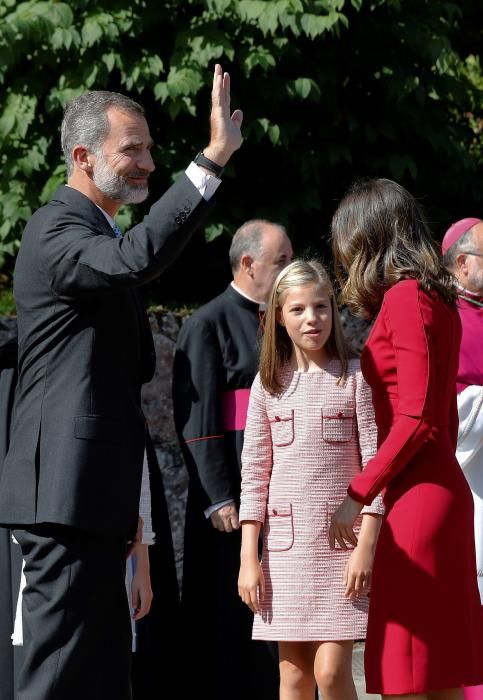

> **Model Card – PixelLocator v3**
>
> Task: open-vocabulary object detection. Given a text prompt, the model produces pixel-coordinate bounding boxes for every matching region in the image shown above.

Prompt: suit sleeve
[41,175,214,297]
[354,369,385,516]
[348,283,432,505]
[172,315,232,509]
[239,374,273,524]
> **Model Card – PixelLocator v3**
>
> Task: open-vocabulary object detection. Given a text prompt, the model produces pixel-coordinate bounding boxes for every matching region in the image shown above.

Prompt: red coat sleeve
[348,281,433,505]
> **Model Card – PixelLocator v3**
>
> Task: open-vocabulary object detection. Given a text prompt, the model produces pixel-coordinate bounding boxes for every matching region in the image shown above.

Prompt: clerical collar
[456,283,483,307]
[231,282,266,311]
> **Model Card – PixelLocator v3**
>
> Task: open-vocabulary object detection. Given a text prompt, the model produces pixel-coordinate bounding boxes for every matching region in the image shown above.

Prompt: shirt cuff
[185,161,222,201]
[204,499,235,519]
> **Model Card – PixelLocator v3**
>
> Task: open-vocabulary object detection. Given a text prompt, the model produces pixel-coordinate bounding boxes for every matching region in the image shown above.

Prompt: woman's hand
[344,544,374,599]
[329,495,363,550]
[238,558,265,614]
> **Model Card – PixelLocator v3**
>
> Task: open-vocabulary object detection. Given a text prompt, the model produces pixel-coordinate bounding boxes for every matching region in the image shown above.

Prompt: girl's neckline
[291,357,340,374]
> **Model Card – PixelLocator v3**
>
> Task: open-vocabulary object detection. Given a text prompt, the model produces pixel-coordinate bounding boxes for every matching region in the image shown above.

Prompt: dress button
[274,416,281,421]
[272,509,277,515]
[337,411,343,418]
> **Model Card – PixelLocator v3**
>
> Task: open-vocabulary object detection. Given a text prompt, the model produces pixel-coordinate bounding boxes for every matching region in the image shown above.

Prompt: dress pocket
[265,503,294,552]
[269,409,294,447]
[321,406,354,442]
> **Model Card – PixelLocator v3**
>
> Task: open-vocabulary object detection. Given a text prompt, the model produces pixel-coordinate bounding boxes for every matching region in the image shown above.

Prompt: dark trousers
[0,527,23,700]
[13,524,132,700]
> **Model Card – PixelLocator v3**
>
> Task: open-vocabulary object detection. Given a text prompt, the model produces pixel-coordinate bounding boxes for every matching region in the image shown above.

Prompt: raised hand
[203,63,243,167]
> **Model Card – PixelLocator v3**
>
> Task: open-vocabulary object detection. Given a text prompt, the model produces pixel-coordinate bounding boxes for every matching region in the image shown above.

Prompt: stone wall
[142,308,372,581]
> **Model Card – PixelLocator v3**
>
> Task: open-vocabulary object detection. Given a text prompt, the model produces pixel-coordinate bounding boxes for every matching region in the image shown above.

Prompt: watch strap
[193,151,224,178]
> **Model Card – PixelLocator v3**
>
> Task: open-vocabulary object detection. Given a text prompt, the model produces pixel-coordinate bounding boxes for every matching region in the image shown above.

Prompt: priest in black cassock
[172,219,293,700]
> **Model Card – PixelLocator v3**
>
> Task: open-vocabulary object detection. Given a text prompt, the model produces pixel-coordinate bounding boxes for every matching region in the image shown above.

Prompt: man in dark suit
[0,64,242,700]
[172,220,293,700]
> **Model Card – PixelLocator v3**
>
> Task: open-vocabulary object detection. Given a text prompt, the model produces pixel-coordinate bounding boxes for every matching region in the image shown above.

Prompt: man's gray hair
[229,219,286,272]
[443,228,476,269]
[61,91,145,176]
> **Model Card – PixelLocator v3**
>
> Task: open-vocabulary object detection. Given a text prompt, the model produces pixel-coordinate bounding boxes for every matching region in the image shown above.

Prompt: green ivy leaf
[82,18,103,46]
[204,222,225,242]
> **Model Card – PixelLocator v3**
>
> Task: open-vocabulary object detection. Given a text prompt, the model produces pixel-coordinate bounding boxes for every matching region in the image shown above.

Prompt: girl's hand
[130,544,153,620]
[238,559,265,614]
[126,516,144,558]
[344,544,374,599]
[329,495,363,550]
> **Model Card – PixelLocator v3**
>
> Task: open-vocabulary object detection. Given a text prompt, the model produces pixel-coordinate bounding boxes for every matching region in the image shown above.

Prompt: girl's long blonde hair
[259,259,351,395]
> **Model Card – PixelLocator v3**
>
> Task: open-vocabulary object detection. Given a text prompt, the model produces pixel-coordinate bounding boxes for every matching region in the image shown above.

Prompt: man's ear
[72,145,94,174]
[240,253,254,277]
[455,252,469,276]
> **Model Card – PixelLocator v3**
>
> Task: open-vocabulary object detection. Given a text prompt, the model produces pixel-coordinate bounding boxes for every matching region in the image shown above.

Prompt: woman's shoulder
[384,278,419,302]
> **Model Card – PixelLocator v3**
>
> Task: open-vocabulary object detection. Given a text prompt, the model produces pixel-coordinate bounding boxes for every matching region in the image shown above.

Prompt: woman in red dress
[329,178,483,699]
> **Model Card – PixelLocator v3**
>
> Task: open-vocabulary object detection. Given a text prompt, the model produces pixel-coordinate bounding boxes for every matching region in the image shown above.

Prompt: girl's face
[278,283,332,365]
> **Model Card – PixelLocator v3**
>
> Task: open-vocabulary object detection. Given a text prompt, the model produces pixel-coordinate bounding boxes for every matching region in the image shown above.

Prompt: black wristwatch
[193,151,224,178]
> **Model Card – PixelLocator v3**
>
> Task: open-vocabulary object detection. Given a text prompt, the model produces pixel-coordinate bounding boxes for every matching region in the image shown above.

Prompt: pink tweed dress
[239,359,383,641]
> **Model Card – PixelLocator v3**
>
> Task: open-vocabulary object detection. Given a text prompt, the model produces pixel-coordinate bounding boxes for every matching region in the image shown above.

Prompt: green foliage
[0,287,15,316]
[0,0,481,303]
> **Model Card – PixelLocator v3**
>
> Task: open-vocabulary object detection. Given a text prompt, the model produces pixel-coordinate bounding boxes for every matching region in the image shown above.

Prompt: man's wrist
[202,144,233,168]
[194,151,224,178]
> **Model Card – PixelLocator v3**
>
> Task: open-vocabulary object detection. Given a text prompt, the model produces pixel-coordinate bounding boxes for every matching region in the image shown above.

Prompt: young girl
[238,259,383,700]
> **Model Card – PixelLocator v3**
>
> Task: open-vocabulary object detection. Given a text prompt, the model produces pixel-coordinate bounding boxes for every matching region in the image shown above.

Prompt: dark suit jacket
[0,175,213,537]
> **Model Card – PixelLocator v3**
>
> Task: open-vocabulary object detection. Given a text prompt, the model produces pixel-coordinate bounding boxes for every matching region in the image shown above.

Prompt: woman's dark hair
[331,178,456,318]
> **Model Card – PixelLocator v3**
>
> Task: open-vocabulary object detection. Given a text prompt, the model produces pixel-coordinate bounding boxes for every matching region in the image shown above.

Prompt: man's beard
[92,152,149,204]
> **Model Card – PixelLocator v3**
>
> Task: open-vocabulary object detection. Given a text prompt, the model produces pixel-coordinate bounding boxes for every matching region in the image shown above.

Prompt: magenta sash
[222,389,251,431]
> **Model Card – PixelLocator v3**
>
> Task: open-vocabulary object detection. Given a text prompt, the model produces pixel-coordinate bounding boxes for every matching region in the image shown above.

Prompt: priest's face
[253,227,294,302]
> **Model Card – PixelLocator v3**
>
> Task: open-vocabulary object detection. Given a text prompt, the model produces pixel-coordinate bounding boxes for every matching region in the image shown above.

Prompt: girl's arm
[344,513,382,599]
[238,521,264,613]
[129,449,155,620]
[238,374,273,613]
[130,543,153,620]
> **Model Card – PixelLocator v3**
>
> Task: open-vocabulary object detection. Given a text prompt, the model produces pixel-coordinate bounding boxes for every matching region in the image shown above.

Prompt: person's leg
[314,640,357,700]
[279,641,317,700]
[14,524,131,700]
[428,690,464,700]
